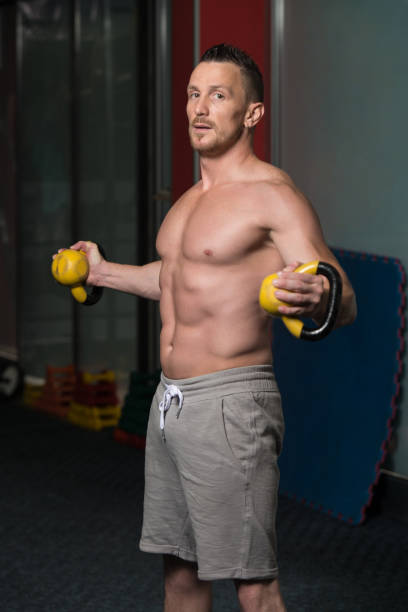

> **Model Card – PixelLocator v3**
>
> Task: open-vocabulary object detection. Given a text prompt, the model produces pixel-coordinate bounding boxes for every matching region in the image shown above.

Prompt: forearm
[335,283,357,328]
[90,259,161,301]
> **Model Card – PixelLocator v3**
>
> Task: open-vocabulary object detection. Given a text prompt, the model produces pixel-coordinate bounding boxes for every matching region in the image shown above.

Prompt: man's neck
[199,139,256,191]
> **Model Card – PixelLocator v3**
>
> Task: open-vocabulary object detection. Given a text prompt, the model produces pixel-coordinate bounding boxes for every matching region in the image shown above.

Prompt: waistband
[160,365,278,402]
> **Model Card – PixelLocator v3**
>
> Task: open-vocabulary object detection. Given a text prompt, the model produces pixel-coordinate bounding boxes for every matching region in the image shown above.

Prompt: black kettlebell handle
[300,262,342,341]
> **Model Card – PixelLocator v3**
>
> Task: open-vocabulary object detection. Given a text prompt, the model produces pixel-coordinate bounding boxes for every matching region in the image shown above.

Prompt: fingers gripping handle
[51,245,105,306]
[299,262,342,341]
[259,261,342,341]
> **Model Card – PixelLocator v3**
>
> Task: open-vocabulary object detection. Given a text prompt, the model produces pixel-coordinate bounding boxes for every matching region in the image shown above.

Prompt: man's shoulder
[242,162,317,230]
[239,163,304,208]
[217,159,294,197]
[251,162,297,193]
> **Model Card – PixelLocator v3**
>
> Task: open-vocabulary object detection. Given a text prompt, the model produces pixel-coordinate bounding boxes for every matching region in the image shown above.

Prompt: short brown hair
[200,43,264,103]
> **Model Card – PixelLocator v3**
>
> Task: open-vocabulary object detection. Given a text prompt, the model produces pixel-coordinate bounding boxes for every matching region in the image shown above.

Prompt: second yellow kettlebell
[259,260,342,341]
[51,249,102,305]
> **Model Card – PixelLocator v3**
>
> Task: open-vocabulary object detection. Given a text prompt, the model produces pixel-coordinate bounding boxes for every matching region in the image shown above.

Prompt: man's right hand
[54,240,105,286]
[53,244,161,300]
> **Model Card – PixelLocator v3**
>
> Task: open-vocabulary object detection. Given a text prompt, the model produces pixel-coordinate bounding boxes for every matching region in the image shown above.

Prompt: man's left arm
[265,182,357,328]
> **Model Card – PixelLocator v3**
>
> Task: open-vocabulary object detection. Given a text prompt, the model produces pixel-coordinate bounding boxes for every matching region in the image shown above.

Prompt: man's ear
[244,102,264,128]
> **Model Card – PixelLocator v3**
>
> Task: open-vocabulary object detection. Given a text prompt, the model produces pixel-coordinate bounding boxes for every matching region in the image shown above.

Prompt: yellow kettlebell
[51,249,103,306]
[259,260,342,341]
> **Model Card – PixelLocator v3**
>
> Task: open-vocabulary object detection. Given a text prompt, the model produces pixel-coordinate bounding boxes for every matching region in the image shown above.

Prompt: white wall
[280,0,408,475]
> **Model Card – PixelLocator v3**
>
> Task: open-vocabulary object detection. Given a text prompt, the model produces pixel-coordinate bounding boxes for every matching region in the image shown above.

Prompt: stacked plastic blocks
[37,365,76,418]
[68,370,121,431]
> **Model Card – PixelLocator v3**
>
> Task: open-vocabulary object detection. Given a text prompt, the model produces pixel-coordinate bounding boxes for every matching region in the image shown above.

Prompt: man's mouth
[193,122,212,130]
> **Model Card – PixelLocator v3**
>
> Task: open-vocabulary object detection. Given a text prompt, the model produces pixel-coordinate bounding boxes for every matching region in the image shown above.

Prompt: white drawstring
[159,384,184,440]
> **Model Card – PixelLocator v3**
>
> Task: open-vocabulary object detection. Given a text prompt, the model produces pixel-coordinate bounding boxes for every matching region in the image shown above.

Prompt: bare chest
[157,193,269,265]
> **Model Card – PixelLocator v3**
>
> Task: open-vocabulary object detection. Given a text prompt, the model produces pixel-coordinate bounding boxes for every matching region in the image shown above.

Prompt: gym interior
[1,1,407,610]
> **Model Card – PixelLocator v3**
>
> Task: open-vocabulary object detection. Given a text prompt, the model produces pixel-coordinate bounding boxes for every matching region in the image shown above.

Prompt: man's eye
[189,92,199,98]
[214,93,224,100]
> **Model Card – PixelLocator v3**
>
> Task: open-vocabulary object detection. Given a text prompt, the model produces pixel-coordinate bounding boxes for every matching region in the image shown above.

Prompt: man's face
[186,61,249,157]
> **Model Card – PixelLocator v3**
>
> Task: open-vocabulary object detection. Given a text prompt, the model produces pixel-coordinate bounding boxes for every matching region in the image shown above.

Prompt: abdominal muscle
[159,260,274,379]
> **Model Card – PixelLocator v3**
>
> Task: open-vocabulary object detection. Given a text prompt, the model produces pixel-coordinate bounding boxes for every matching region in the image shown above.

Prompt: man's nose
[194,96,209,116]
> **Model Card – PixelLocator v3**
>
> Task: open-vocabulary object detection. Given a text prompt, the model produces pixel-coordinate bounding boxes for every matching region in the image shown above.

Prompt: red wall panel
[200,0,271,162]
[171,0,194,201]
[171,0,271,202]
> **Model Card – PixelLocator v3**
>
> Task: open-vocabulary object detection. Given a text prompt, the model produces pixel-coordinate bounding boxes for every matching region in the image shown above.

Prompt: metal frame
[193,0,200,183]
[69,0,80,368]
[0,2,18,361]
[15,3,23,364]
[136,0,152,372]
[154,0,171,369]
[271,0,285,168]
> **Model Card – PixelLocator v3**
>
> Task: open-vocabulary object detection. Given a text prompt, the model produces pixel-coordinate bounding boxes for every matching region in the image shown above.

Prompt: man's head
[187,43,264,158]
[200,43,264,105]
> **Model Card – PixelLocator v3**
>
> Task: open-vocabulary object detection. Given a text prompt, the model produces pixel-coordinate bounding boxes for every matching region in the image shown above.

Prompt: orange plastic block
[37,365,76,418]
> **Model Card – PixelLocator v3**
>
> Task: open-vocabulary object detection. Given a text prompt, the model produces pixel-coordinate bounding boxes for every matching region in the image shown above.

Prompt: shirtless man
[67,44,356,612]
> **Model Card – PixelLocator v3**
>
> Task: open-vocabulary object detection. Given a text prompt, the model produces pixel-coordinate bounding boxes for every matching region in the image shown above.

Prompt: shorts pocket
[221,393,257,473]
[250,391,285,457]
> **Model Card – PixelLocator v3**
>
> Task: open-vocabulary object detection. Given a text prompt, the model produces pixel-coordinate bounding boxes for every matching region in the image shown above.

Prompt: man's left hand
[272,261,326,319]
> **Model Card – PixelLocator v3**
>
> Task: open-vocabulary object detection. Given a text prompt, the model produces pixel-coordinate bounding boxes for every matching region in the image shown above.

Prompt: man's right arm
[68,240,161,301]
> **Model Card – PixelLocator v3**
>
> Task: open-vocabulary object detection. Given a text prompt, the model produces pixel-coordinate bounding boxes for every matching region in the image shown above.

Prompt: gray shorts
[139,365,284,581]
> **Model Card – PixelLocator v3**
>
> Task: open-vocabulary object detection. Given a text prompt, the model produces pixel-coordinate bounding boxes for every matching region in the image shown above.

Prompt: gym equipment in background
[259,260,342,341]
[37,365,76,418]
[0,357,23,399]
[67,370,121,431]
[274,249,405,524]
[51,247,104,305]
[23,377,45,408]
[114,371,161,449]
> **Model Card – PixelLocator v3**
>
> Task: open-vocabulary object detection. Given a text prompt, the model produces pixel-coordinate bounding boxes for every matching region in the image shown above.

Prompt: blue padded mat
[272,249,405,524]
